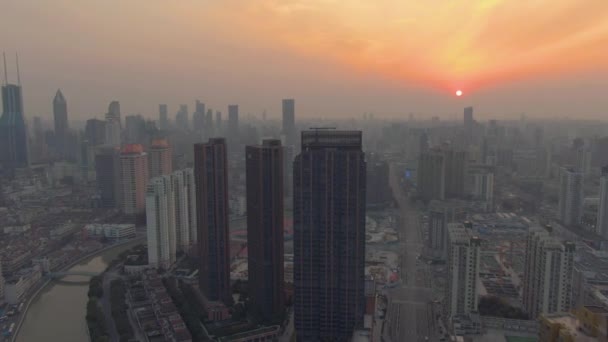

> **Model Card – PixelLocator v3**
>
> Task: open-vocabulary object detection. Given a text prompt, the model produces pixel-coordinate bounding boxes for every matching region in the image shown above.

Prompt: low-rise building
[4,265,42,304]
[84,223,136,240]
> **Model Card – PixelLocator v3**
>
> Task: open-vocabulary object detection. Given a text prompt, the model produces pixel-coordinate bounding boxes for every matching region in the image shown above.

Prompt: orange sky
[1,1,607,119]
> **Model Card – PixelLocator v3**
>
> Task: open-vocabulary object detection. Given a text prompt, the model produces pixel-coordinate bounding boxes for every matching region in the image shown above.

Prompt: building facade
[194,138,231,303]
[146,175,176,269]
[418,150,445,201]
[282,99,295,146]
[445,223,481,319]
[121,144,148,215]
[558,168,584,227]
[246,139,285,324]
[148,138,173,179]
[596,167,608,239]
[0,83,29,170]
[294,130,366,341]
[95,146,122,208]
[52,89,69,158]
[523,227,575,319]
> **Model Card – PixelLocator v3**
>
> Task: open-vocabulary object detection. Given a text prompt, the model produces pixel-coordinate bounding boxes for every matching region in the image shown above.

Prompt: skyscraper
[95,146,122,208]
[0,83,29,169]
[146,175,176,269]
[558,168,584,227]
[596,167,608,238]
[294,130,366,341]
[85,118,106,146]
[175,105,189,130]
[120,144,148,215]
[282,99,295,146]
[159,104,169,130]
[444,149,466,198]
[228,105,239,138]
[523,227,575,319]
[194,138,231,303]
[428,201,466,260]
[215,110,222,135]
[193,100,205,133]
[172,169,196,252]
[105,101,122,147]
[445,223,481,320]
[148,138,172,179]
[418,150,446,201]
[246,139,284,323]
[464,106,474,142]
[53,89,68,158]
[125,114,146,144]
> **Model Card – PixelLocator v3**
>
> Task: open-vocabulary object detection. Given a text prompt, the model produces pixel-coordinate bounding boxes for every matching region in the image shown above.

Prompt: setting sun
[456,90,463,97]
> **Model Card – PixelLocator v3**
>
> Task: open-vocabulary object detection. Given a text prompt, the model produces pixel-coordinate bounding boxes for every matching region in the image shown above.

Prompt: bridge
[46,271,101,278]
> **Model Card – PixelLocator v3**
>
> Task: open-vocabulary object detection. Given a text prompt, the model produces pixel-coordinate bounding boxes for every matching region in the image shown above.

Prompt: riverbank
[11,237,144,342]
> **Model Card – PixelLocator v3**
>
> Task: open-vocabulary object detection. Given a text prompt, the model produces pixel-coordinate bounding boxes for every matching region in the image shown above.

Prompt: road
[383,163,436,342]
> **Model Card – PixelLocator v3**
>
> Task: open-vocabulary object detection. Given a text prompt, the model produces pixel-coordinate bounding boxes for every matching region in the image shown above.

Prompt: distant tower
[85,118,106,146]
[194,138,231,303]
[159,104,169,130]
[282,99,295,146]
[597,167,608,238]
[53,89,68,158]
[120,144,148,215]
[95,146,122,208]
[215,111,222,134]
[228,105,239,138]
[0,55,29,169]
[175,105,189,131]
[246,139,284,323]
[146,175,176,269]
[148,138,172,179]
[193,100,205,133]
[105,101,122,147]
[523,227,575,318]
[172,169,197,252]
[418,150,446,201]
[445,223,481,320]
[294,130,366,341]
[558,167,583,227]
[464,106,474,142]
[428,201,466,260]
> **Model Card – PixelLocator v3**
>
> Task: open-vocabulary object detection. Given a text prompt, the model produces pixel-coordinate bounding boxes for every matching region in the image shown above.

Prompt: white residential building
[445,223,481,320]
[558,168,583,227]
[146,175,176,269]
[522,226,575,319]
[84,224,136,240]
[597,168,608,238]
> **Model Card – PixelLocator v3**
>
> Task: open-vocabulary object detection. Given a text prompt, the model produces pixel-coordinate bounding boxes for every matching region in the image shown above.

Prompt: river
[16,242,137,342]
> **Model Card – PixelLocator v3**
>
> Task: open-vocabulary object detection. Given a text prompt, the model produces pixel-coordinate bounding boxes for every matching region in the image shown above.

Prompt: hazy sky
[1,1,607,121]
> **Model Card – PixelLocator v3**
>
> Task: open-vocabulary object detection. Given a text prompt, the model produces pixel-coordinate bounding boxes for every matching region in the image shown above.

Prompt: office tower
[95,146,122,208]
[159,104,169,130]
[148,138,172,179]
[120,144,148,215]
[597,167,608,238]
[146,175,176,269]
[468,166,494,209]
[246,139,284,323]
[428,201,466,260]
[444,149,466,198]
[445,223,481,319]
[0,82,29,169]
[52,89,68,158]
[282,99,295,146]
[204,109,214,138]
[367,156,392,205]
[464,106,474,142]
[85,118,106,146]
[228,105,239,137]
[294,130,366,341]
[175,105,189,130]
[125,114,145,144]
[194,138,231,303]
[172,169,193,252]
[523,227,575,318]
[418,150,445,201]
[193,100,205,133]
[576,147,592,175]
[558,168,584,227]
[215,111,222,134]
[107,101,121,125]
[105,102,122,147]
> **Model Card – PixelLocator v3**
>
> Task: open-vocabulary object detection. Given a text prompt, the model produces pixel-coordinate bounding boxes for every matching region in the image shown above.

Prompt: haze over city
[1,0,607,120]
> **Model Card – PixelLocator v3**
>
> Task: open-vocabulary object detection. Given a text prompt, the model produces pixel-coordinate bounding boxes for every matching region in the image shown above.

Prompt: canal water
[16,243,136,342]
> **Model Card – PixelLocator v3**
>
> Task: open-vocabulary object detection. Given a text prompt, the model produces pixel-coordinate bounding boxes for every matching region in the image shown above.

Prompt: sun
[456,90,463,97]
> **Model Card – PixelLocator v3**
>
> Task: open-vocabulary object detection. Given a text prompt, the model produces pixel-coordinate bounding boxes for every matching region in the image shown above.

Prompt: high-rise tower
[120,144,148,215]
[597,167,608,238]
[0,78,29,169]
[246,139,284,323]
[282,99,295,146]
[148,138,172,179]
[194,138,231,303]
[53,89,69,158]
[294,130,366,341]
[558,167,584,227]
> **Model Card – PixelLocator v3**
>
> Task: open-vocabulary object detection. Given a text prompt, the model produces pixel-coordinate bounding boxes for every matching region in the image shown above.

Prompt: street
[383,163,436,342]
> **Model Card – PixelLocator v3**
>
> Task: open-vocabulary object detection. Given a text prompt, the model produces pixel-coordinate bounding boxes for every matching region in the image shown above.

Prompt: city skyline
[1,1,607,120]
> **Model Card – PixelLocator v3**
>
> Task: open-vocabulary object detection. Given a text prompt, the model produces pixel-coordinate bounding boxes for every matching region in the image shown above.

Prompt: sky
[1,0,607,122]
